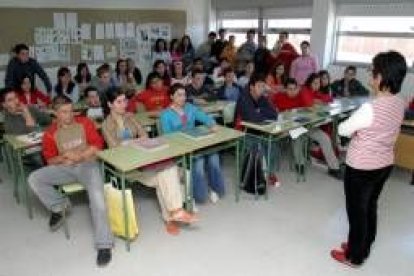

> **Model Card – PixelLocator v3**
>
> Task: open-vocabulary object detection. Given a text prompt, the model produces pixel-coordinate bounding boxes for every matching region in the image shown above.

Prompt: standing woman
[102,88,197,235]
[331,51,407,267]
[53,67,79,103]
[160,84,225,204]
[152,38,172,67]
[74,62,91,97]
[180,35,195,71]
[169,38,182,63]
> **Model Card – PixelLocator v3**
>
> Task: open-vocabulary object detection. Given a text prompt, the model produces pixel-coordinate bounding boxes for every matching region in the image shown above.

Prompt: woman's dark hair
[271,63,287,83]
[169,83,186,96]
[96,63,111,77]
[304,73,320,88]
[284,78,297,87]
[372,50,407,94]
[55,67,75,96]
[153,59,166,72]
[319,70,330,84]
[145,72,162,89]
[180,35,194,52]
[74,62,91,83]
[18,74,34,92]
[152,59,170,84]
[154,38,167,53]
[300,41,310,47]
[106,86,126,104]
[171,61,185,79]
[318,70,331,94]
[170,38,180,53]
[13,43,29,54]
[115,58,128,77]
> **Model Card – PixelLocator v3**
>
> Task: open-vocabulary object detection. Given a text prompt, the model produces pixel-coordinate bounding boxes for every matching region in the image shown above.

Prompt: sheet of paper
[94,45,105,61]
[105,23,115,39]
[289,127,308,140]
[80,23,91,40]
[95,23,105,40]
[126,22,135,38]
[53,13,65,29]
[66,12,78,29]
[115,23,126,39]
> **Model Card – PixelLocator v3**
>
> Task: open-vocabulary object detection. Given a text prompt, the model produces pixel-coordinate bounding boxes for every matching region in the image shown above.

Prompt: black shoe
[328,169,344,180]
[49,212,64,232]
[97,248,112,267]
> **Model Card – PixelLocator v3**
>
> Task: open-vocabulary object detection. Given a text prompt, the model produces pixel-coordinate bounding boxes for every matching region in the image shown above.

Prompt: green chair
[58,183,85,239]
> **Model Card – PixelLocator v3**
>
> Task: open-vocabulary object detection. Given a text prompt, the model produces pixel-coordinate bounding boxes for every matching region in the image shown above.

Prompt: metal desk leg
[120,172,131,251]
[186,154,194,212]
[8,145,20,203]
[235,139,241,202]
[17,150,32,219]
[264,135,272,200]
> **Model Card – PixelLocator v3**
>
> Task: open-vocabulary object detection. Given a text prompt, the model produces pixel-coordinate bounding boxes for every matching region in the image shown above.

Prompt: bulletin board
[0,8,186,68]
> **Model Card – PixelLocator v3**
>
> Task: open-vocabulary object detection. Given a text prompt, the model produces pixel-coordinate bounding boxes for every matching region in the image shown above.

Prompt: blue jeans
[192,153,225,203]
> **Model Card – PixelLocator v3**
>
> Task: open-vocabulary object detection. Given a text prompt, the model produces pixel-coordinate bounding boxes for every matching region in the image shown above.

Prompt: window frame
[333,16,414,70]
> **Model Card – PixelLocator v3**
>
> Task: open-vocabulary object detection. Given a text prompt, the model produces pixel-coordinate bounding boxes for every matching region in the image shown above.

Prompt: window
[221,19,259,47]
[266,18,311,50]
[335,16,414,66]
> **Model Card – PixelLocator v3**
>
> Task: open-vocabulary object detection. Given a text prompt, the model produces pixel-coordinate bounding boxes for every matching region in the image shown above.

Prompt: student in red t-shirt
[276,78,342,179]
[17,74,51,107]
[270,78,302,111]
[299,73,333,107]
[28,95,113,266]
[268,31,299,73]
[127,72,171,114]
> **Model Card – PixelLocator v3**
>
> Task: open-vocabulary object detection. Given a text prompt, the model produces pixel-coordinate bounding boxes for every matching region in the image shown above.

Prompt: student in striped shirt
[331,51,407,267]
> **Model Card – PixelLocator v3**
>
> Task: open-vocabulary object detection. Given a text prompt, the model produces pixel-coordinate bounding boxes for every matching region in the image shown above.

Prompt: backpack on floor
[241,144,267,195]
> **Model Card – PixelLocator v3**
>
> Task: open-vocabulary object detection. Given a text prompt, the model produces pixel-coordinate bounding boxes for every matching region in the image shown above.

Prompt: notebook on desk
[181,127,215,140]
[16,132,44,145]
[129,137,169,151]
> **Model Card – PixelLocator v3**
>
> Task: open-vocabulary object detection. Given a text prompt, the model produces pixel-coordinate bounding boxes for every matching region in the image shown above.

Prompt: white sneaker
[209,191,220,204]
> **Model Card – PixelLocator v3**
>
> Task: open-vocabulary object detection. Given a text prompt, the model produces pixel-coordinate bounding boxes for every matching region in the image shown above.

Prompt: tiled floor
[1,155,414,276]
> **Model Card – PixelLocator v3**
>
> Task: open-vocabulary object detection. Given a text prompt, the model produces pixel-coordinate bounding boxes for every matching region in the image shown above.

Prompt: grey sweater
[4,106,52,135]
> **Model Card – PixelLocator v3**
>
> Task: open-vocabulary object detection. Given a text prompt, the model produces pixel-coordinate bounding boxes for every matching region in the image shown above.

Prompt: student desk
[97,133,191,251]
[167,125,245,206]
[3,134,42,219]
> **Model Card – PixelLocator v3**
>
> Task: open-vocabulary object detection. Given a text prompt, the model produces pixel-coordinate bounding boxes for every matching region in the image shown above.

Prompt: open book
[16,132,44,145]
[129,137,169,151]
[181,127,215,140]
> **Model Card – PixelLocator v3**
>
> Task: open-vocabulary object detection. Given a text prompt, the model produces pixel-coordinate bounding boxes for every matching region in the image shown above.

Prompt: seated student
[191,58,215,87]
[102,88,197,235]
[331,65,370,98]
[84,86,104,120]
[319,70,332,96]
[152,59,171,87]
[1,88,51,135]
[292,76,342,179]
[1,88,52,168]
[52,67,79,103]
[74,62,92,97]
[126,58,143,86]
[237,61,255,89]
[269,78,302,111]
[28,96,113,266]
[211,57,232,87]
[112,58,137,91]
[171,60,191,86]
[160,84,225,204]
[235,74,280,186]
[91,63,116,99]
[266,63,286,93]
[127,72,170,113]
[300,73,333,107]
[169,38,182,63]
[17,74,51,107]
[185,69,217,105]
[217,68,242,102]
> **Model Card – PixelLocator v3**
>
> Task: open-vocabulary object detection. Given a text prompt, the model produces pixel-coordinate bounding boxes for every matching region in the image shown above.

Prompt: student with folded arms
[331,51,408,267]
[28,95,113,267]
[102,87,197,235]
[160,84,225,204]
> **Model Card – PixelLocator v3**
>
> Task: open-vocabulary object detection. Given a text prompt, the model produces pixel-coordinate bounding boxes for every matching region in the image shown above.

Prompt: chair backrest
[222,102,236,125]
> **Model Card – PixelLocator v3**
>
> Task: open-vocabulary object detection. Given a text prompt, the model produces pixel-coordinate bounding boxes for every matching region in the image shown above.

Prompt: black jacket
[236,89,278,123]
[5,57,52,93]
